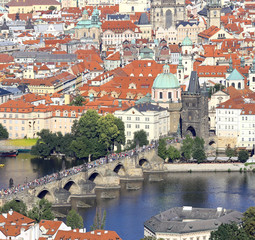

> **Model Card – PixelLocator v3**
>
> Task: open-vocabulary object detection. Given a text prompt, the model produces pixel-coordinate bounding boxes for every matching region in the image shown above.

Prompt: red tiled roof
[54,229,122,240]
[198,25,221,39]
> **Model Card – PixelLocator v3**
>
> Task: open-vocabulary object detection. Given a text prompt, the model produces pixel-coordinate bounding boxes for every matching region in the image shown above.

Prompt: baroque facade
[150,0,186,30]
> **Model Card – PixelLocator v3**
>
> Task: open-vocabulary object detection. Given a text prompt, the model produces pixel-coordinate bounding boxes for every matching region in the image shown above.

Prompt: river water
[0,155,254,240]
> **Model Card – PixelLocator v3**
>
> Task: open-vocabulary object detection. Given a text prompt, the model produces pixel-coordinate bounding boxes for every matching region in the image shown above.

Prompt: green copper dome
[152,66,180,89]
[182,36,193,46]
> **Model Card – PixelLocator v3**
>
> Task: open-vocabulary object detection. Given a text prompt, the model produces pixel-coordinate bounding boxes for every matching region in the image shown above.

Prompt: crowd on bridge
[0,142,159,198]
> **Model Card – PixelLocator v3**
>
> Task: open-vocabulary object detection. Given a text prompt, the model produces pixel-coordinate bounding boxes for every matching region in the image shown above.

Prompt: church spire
[187,71,200,94]
[227,57,233,73]
[177,55,184,69]
[241,56,245,68]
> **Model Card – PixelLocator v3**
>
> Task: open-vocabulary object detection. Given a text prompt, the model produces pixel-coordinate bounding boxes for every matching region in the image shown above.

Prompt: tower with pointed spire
[207,0,221,29]
[181,71,209,140]
[177,55,184,85]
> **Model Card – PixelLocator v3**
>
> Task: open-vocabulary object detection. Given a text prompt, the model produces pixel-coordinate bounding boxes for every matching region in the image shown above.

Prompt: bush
[238,150,249,163]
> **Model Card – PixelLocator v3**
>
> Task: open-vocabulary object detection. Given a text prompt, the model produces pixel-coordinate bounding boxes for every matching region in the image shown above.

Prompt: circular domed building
[152,65,181,107]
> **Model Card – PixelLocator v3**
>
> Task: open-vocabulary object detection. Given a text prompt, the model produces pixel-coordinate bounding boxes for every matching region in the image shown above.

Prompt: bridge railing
[0,142,159,199]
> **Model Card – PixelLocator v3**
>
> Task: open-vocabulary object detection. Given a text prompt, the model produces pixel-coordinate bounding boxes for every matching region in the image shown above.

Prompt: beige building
[119,0,150,14]
[61,0,77,8]
[114,103,170,144]
[0,100,86,139]
[208,90,230,132]
[177,20,206,44]
[28,72,77,95]
[6,0,61,14]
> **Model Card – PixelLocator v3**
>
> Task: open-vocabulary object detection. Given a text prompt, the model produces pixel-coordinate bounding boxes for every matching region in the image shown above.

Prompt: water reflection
[0,156,255,239]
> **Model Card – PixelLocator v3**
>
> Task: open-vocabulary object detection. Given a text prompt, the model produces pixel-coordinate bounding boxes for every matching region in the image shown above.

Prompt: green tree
[210,223,249,240]
[1,200,27,216]
[133,130,149,147]
[193,137,205,149]
[31,129,58,157]
[0,123,8,139]
[243,206,255,239]
[49,6,56,10]
[167,146,180,162]
[113,117,126,146]
[70,95,86,106]
[28,199,54,222]
[90,208,106,231]
[180,135,194,160]
[225,147,237,158]
[238,150,249,163]
[66,209,84,229]
[72,110,100,139]
[97,114,120,151]
[192,148,206,163]
[158,139,167,160]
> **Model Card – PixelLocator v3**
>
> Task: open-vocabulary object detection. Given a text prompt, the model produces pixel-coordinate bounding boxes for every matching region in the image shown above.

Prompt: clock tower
[207,0,221,28]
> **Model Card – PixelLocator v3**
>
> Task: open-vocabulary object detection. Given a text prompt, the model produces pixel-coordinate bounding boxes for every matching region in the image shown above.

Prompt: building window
[159,92,163,99]
[145,117,150,121]
[127,124,131,128]
[136,117,140,121]
[145,125,149,129]
[127,117,131,120]
[135,124,140,128]
[168,92,172,99]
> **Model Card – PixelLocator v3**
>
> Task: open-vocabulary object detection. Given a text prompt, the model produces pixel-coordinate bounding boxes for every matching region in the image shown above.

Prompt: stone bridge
[1,149,164,208]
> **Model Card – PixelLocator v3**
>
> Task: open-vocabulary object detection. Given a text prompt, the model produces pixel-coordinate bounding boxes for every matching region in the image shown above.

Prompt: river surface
[0,155,255,240]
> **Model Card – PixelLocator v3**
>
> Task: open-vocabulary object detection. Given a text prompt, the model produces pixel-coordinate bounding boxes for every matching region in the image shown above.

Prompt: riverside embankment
[164,162,250,172]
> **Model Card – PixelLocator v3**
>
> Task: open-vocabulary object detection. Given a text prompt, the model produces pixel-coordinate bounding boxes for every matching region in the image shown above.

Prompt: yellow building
[6,0,61,14]
[28,72,77,95]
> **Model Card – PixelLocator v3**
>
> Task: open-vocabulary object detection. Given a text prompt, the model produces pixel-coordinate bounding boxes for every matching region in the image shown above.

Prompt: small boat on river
[0,150,18,157]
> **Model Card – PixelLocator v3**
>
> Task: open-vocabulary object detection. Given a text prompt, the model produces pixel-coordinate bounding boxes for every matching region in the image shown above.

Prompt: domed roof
[182,36,192,46]
[152,65,180,89]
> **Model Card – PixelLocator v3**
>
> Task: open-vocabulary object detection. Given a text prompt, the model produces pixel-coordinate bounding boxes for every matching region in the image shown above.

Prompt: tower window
[168,92,171,99]
[159,92,163,99]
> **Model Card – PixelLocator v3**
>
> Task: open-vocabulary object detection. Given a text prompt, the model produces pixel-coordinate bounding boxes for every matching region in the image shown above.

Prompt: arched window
[159,92,163,99]
[238,82,241,89]
[231,83,235,88]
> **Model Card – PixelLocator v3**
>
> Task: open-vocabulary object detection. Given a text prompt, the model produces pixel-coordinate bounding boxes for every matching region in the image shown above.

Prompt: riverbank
[0,139,37,150]
[164,162,251,172]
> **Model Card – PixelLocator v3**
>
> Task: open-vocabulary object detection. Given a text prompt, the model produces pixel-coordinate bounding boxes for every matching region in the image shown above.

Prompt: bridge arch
[37,189,54,202]
[186,126,196,137]
[88,171,103,184]
[139,158,151,169]
[113,163,126,176]
[63,180,80,194]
